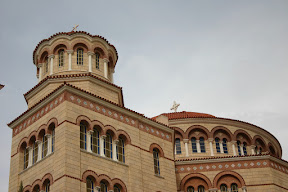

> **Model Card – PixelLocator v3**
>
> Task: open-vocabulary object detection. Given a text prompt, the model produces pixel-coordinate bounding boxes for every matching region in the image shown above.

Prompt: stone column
[183,139,189,157]
[231,141,237,156]
[110,68,115,83]
[219,141,224,153]
[27,146,33,167]
[36,140,42,162]
[38,64,43,82]
[242,186,247,192]
[208,188,218,192]
[240,144,244,156]
[103,58,109,79]
[100,135,106,157]
[196,140,201,153]
[46,134,52,155]
[113,140,119,161]
[87,130,94,152]
[67,50,73,70]
[48,55,55,75]
[87,52,94,72]
[208,138,214,156]
[95,186,100,192]
[250,145,256,155]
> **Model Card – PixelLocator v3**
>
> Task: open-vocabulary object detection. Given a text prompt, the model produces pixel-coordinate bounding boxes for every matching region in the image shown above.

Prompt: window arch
[220,184,228,192]
[42,134,48,158]
[231,183,238,192]
[58,49,64,67]
[223,138,228,154]
[117,137,125,162]
[243,142,247,155]
[153,148,160,175]
[191,137,197,153]
[100,181,108,192]
[33,185,40,192]
[198,185,205,192]
[77,48,84,65]
[24,146,29,169]
[87,177,94,192]
[175,138,181,154]
[44,180,50,192]
[95,52,100,69]
[187,186,194,192]
[45,58,49,73]
[113,185,121,192]
[237,141,241,155]
[199,137,205,153]
[215,138,220,153]
[91,128,100,154]
[104,133,113,158]
[80,122,87,150]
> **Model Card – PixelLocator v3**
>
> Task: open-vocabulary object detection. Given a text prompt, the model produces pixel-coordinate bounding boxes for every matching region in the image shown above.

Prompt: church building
[7,31,288,192]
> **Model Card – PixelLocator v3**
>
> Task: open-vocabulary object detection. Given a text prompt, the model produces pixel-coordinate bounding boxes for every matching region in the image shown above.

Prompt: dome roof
[152,111,215,120]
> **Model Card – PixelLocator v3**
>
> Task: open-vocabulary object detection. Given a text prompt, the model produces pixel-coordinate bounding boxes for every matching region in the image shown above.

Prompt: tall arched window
[52,129,55,153]
[231,183,238,192]
[33,185,40,192]
[58,49,64,67]
[104,133,112,158]
[77,48,84,65]
[24,147,29,169]
[91,128,100,154]
[95,53,100,69]
[45,58,48,73]
[42,135,48,158]
[199,137,205,153]
[191,137,197,153]
[153,148,160,175]
[175,138,181,154]
[223,138,228,154]
[187,186,194,192]
[237,141,241,155]
[198,185,205,192]
[215,138,221,153]
[243,142,247,155]
[117,137,125,162]
[80,123,87,150]
[100,182,108,192]
[220,184,228,192]
[32,141,38,164]
[87,177,94,192]
[113,185,121,192]
[44,180,50,192]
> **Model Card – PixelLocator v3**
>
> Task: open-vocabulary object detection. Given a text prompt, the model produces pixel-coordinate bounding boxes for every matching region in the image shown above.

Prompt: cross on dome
[72,24,79,32]
[170,101,180,112]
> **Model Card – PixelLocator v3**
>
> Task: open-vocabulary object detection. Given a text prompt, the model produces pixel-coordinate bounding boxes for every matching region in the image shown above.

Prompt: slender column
[48,55,55,75]
[196,140,201,153]
[110,68,115,83]
[228,189,231,192]
[108,190,114,192]
[231,141,237,156]
[46,134,52,155]
[103,58,109,79]
[240,144,244,156]
[100,135,106,157]
[208,189,218,192]
[113,140,119,161]
[38,64,43,82]
[208,138,214,156]
[242,186,247,192]
[183,139,189,157]
[95,186,100,192]
[219,141,224,153]
[67,50,73,70]
[87,52,94,72]
[87,130,93,152]
[36,140,42,162]
[250,145,256,155]
[27,146,33,167]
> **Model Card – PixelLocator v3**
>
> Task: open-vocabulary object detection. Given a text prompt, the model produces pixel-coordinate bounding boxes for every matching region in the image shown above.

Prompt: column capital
[48,54,55,59]
[46,134,52,138]
[113,139,119,144]
[208,189,218,192]
[250,145,256,148]
[87,130,94,134]
[183,139,189,143]
[196,139,200,143]
[208,138,214,142]
[36,140,42,144]
[87,51,94,56]
[231,140,237,144]
[67,50,74,54]
[26,146,32,150]
[38,63,43,67]
[100,135,107,139]
[103,58,109,63]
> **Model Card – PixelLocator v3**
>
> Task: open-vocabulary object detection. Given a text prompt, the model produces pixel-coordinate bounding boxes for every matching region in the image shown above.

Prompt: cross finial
[72,24,79,32]
[170,101,180,112]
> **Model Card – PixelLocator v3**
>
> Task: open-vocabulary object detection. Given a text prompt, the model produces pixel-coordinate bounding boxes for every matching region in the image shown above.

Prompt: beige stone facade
[7,32,288,192]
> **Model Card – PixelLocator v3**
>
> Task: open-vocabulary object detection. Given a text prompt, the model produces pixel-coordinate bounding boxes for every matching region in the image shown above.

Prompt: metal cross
[72,24,79,32]
[170,101,180,112]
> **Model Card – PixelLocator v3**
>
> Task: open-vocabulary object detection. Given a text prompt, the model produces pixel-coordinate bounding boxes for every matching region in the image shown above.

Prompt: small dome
[153,111,215,120]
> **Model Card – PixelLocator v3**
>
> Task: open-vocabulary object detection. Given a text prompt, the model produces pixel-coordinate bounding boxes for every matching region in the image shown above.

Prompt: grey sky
[1,0,288,191]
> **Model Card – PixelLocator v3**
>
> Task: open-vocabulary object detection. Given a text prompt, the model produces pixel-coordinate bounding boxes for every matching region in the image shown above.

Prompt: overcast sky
[1,0,288,191]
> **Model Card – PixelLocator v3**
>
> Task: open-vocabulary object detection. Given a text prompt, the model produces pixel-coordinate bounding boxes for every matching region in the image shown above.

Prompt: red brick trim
[149,143,165,157]
[233,129,253,145]
[213,170,245,188]
[185,125,210,140]
[211,126,233,141]
[180,173,212,191]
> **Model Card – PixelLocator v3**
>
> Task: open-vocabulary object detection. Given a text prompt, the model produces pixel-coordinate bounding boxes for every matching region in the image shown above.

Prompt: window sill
[80,149,128,167]
[19,152,54,175]
[154,174,164,179]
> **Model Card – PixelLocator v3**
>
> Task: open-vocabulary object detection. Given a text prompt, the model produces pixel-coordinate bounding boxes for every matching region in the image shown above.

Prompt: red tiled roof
[33,31,118,65]
[152,111,215,120]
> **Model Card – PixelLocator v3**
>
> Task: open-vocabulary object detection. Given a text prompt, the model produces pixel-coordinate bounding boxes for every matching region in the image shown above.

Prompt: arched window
[215,138,221,153]
[175,138,181,154]
[198,185,205,192]
[45,58,49,73]
[91,128,100,154]
[77,48,84,65]
[237,141,241,155]
[220,184,228,192]
[199,137,205,153]
[187,186,194,192]
[153,148,160,175]
[86,177,94,192]
[100,182,108,192]
[80,123,87,150]
[223,138,228,154]
[231,183,238,192]
[33,141,38,164]
[42,135,48,158]
[117,137,125,162]
[52,129,55,153]
[113,185,121,192]
[191,137,197,153]
[104,133,112,158]
[58,49,64,67]
[259,147,262,154]
[45,180,50,192]
[24,147,29,169]
[33,185,40,192]
[255,146,258,154]
[243,142,247,155]
[95,53,100,69]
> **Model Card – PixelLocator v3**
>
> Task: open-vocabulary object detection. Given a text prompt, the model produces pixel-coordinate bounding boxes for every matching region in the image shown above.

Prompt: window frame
[223,138,228,154]
[80,123,87,150]
[117,137,125,163]
[199,137,206,153]
[95,52,100,69]
[58,49,64,67]
[104,133,113,158]
[42,135,48,158]
[191,137,197,153]
[175,138,182,154]
[91,129,100,154]
[153,148,160,175]
[77,48,84,65]
[215,137,221,153]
